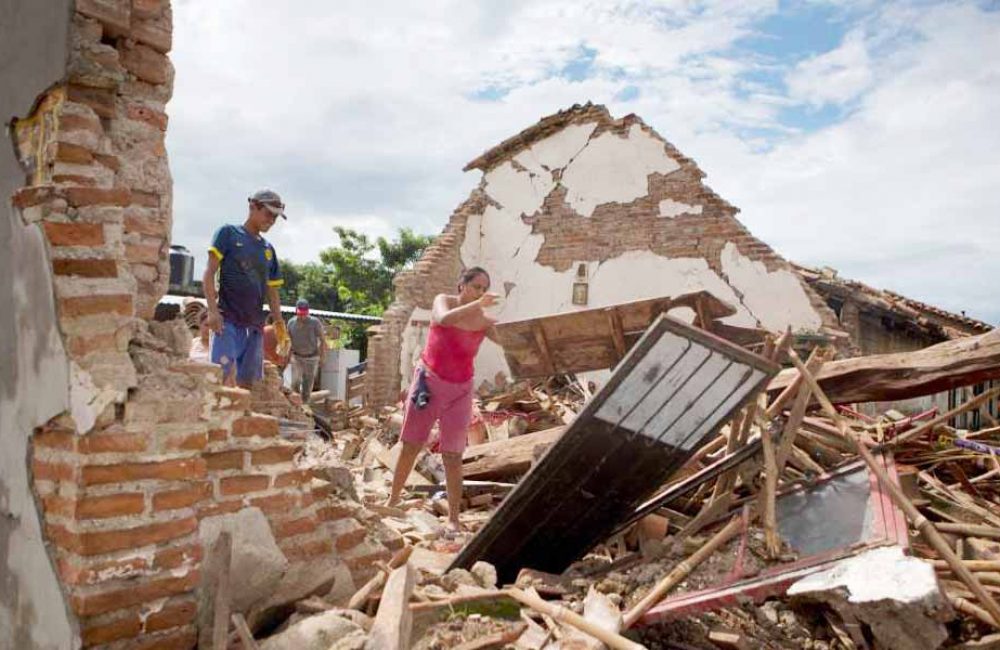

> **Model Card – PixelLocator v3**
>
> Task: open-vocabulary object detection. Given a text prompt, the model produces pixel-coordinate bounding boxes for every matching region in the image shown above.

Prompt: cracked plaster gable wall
[1,2,80,649]
[388,106,836,395]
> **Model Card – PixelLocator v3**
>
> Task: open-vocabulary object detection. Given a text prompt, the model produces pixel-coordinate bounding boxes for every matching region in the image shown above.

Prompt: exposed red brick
[335,527,368,552]
[12,185,58,209]
[317,504,355,522]
[77,492,145,519]
[42,221,104,246]
[219,475,269,496]
[78,516,197,556]
[55,142,94,164]
[59,112,103,136]
[67,84,116,119]
[153,543,202,571]
[131,189,161,207]
[76,0,131,33]
[282,538,333,561]
[81,612,142,645]
[145,598,197,633]
[207,428,228,442]
[70,555,150,586]
[41,494,76,518]
[53,258,119,278]
[274,516,317,539]
[60,294,133,318]
[64,186,131,207]
[120,42,170,84]
[93,152,120,171]
[162,432,207,452]
[126,102,168,130]
[249,493,298,515]
[80,431,148,454]
[152,482,211,512]
[204,450,243,471]
[132,0,166,20]
[250,445,297,466]
[273,469,310,488]
[125,242,162,265]
[72,570,200,617]
[130,16,172,53]
[196,499,243,519]
[32,459,75,482]
[124,210,167,237]
[82,458,206,485]
[67,332,119,358]
[130,626,198,650]
[33,428,77,451]
[231,415,278,438]
[46,523,81,553]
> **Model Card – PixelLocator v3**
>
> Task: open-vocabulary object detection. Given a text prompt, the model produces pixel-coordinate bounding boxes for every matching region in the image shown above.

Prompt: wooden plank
[461,426,565,480]
[606,307,627,363]
[211,531,233,650]
[497,294,735,380]
[366,563,417,650]
[767,328,1000,404]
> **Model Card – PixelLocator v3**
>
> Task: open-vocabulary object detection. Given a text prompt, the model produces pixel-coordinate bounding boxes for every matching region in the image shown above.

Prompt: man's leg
[290,356,304,397]
[235,326,264,389]
[300,357,319,403]
[210,321,240,387]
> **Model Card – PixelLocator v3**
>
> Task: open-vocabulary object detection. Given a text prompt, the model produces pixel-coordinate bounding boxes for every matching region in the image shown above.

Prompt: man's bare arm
[203,254,222,332]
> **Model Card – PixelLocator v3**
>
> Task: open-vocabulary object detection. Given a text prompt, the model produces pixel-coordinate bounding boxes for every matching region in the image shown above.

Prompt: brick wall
[10,3,390,647]
[367,105,844,406]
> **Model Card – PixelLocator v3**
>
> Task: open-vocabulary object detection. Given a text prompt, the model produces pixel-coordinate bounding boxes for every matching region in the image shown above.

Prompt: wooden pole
[934,523,1000,539]
[623,515,744,628]
[888,387,1000,447]
[507,588,646,650]
[231,613,260,650]
[211,531,233,650]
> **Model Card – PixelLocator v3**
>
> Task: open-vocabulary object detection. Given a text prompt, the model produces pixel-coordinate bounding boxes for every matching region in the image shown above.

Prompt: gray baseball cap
[249,189,287,219]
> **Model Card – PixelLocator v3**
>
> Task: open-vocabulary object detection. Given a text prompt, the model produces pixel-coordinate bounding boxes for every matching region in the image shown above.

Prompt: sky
[166,0,1000,324]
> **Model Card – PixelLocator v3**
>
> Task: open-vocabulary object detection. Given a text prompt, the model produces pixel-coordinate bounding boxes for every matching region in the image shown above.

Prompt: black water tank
[169,245,194,287]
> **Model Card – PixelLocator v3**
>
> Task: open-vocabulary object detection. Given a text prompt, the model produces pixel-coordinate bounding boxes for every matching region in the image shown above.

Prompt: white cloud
[166,0,1000,324]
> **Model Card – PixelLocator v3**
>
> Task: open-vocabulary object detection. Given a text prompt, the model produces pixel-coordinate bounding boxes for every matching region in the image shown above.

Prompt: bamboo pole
[623,515,744,628]
[507,588,646,650]
[787,350,1000,629]
[935,523,1000,539]
[889,387,1000,447]
[933,560,1000,572]
[949,594,997,628]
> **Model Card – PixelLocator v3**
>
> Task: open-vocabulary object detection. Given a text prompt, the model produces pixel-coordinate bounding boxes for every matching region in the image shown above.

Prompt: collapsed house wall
[4,2,391,648]
[369,105,843,404]
[1,3,79,648]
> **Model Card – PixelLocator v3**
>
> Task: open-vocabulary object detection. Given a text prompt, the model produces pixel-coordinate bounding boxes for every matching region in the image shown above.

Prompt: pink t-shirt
[421,322,487,383]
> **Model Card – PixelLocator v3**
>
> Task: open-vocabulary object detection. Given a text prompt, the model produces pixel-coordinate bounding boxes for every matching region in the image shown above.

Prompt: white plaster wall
[720,242,823,332]
[401,118,826,393]
[561,123,681,217]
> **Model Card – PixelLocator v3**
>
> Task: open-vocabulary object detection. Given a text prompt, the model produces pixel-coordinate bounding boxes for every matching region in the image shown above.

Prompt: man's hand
[274,319,291,357]
[206,308,223,334]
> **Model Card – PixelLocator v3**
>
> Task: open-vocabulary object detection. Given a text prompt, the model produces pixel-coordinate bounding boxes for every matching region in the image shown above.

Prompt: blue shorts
[211,321,264,384]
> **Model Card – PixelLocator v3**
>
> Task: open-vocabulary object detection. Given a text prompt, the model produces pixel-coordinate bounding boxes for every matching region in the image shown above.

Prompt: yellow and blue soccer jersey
[209,225,282,327]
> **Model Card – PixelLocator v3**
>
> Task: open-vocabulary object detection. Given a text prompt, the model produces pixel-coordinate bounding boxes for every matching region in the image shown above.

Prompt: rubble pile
[222,317,1000,650]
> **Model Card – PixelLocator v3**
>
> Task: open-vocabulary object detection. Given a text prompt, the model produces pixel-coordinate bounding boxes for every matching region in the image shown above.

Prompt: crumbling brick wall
[368,104,844,405]
[7,2,390,647]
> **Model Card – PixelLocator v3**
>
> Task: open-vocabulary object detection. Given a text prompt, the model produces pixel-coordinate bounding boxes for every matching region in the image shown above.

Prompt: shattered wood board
[451,314,778,582]
[495,292,735,379]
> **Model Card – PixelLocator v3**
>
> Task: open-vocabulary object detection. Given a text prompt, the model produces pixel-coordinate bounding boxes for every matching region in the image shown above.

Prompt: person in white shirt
[189,310,212,364]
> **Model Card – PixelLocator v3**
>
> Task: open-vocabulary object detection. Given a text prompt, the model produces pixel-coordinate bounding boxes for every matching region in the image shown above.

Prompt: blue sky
[168,0,1000,324]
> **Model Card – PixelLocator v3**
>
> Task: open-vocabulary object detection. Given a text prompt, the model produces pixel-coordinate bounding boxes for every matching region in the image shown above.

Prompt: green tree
[282,227,434,356]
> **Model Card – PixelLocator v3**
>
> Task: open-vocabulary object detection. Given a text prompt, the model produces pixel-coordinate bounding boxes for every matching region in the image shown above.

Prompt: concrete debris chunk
[787,546,953,650]
[259,609,364,650]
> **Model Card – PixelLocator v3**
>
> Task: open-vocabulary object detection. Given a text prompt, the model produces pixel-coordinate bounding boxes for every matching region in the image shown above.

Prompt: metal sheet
[450,314,778,581]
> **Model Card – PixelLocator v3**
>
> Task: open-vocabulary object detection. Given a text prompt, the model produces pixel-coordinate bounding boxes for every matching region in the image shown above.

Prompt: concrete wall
[386,107,836,395]
[0,2,80,648]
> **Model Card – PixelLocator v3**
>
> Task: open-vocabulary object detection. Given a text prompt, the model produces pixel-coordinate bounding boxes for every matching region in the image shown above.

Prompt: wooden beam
[210,531,233,650]
[606,307,627,363]
[366,562,417,650]
[461,426,564,480]
[531,321,557,376]
[768,329,1000,404]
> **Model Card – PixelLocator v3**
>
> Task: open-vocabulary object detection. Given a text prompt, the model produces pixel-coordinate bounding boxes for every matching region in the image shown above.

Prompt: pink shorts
[399,365,474,454]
